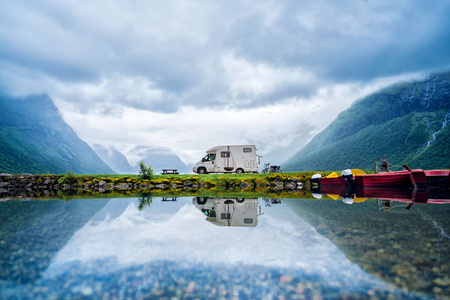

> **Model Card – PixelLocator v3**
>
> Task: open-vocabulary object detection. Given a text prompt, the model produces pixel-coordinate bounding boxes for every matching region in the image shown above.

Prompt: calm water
[1,195,449,299]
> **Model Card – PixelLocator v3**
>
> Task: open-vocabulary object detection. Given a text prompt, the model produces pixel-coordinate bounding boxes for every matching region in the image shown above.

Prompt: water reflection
[262,197,283,206]
[1,194,449,299]
[284,198,450,297]
[193,197,260,227]
[312,177,450,206]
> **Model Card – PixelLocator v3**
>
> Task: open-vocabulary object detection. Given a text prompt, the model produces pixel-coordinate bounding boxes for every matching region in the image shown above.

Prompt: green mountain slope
[283,71,450,171]
[0,93,114,174]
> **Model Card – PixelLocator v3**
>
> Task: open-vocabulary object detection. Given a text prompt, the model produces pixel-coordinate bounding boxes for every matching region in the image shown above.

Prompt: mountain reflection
[193,197,260,227]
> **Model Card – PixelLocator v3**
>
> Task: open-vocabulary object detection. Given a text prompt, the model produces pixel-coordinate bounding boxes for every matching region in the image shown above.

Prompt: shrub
[59,170,76,184]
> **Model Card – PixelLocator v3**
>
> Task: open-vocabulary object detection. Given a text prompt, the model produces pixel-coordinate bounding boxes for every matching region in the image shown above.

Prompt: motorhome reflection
[193,145,257,174]
[193,197,259,227]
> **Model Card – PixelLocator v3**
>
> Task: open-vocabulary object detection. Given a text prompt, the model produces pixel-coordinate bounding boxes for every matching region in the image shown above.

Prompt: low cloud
[1,0,450,164]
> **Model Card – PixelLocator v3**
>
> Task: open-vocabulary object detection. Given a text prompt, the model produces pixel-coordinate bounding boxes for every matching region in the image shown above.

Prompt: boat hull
[355,186,450,204]
[355,170,413,188]
[318,177,347,195]
[316,169,450,203]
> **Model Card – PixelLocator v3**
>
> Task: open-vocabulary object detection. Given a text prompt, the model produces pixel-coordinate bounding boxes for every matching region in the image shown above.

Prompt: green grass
[54,171,328,185]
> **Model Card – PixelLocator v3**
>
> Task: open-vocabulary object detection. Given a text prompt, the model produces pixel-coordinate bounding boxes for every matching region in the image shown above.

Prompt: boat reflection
[193,197,260,227]
[312,183,450,207]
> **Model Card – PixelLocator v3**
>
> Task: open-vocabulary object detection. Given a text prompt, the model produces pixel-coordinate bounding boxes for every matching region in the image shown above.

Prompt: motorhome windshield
[204,154,215,161]
[202,209,216,217]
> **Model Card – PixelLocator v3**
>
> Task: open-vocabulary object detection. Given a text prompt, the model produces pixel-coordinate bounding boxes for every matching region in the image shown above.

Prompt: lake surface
[1,195,449,299]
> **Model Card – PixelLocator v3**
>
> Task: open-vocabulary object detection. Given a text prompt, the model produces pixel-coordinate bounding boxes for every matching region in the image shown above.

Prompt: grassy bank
[61,171,331,185]
[1,171,333,200]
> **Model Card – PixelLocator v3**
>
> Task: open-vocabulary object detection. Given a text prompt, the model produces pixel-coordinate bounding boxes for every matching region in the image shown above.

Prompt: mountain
[0,93,114,174]
[92,144,135,174]
[283,71,450,171]
[127,145,190,174]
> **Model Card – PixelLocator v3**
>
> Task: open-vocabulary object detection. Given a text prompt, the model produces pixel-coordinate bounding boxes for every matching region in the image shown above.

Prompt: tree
[139,160,153,179]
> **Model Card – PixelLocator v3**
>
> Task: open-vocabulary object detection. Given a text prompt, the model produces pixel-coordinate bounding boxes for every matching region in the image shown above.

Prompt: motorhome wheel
[236,168,244,173]
[196,197,207,205]
[198,167,207,174]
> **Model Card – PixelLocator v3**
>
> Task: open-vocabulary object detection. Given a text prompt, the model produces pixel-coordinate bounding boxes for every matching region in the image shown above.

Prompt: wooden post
[374,160,377,173]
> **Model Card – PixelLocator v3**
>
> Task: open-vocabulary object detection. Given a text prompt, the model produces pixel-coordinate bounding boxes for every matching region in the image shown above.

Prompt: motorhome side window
[243,148,252,153]
[221,151,230,158]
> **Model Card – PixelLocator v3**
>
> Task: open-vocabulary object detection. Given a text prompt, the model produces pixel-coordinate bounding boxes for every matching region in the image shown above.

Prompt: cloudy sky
[1,1,450,165]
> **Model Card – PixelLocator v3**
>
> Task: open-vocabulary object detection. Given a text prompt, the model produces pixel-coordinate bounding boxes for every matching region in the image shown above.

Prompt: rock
[81,287,93,296]
[280,275,293,283]
[434,277,450,286]
[296,283,305,294]
[114,183,130,189]
[185,282,195,293]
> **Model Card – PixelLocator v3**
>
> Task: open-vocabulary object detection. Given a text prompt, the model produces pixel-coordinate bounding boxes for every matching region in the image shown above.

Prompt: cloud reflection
[45,197,380,286]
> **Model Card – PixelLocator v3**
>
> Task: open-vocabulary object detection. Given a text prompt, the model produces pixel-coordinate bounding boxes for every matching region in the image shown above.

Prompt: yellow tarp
[327,194,340,200]
[351,169,366,176]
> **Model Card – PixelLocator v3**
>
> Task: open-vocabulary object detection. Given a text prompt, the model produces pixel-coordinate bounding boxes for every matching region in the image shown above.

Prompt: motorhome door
[203,153,216,173]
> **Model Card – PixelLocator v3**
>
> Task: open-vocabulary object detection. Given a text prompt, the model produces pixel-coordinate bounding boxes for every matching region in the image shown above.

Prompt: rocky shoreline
[0,173,307,199]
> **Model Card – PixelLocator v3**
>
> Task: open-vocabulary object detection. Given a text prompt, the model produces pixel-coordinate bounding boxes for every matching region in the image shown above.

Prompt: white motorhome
[193,145,257,174]
[193,197,259,227]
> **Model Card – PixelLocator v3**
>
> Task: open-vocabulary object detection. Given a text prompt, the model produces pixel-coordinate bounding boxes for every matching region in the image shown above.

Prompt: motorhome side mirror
[202,158,205,162]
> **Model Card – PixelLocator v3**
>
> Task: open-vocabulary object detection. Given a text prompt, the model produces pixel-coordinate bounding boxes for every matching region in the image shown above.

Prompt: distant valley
[93,144,190,175]
[1,70,449,175]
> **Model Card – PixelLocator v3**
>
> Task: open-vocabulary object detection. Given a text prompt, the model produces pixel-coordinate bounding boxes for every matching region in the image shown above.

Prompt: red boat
[311,172,349,196]
[317,180,347,196]
[318,175,346,189]
[425,170,450,188]
[356,187,450,204]
[355,169,424,188]
[313,168,450,198]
